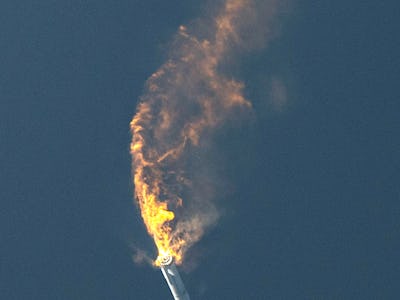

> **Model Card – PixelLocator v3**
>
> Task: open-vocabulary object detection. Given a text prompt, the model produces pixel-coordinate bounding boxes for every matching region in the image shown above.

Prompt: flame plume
[130,0,280,265]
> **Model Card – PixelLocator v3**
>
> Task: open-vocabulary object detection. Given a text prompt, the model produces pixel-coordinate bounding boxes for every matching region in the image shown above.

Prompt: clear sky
[1,1,399,299]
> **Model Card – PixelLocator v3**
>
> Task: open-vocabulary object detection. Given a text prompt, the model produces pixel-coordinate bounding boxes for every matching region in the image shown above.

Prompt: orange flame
[130,0,279,265]
[130,102,186,264]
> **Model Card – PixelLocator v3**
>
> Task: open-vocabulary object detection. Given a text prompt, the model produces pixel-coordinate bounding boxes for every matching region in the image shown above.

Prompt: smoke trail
[131,0,282,265]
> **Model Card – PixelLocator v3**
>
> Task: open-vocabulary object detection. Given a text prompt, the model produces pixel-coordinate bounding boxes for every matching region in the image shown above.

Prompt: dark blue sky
[2,1,399,299]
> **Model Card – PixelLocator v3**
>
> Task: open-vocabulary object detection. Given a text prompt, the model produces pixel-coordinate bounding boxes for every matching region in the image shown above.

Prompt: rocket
[158,255,191,300]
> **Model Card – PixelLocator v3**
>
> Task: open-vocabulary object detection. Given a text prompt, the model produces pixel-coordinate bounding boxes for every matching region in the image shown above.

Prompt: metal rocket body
[159,255,190,300]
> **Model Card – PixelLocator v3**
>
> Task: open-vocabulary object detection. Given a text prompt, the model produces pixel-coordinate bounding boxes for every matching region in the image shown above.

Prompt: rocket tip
[157,254,173,266]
